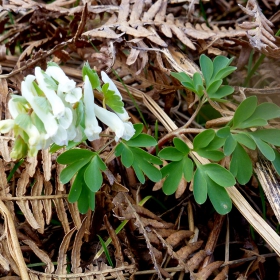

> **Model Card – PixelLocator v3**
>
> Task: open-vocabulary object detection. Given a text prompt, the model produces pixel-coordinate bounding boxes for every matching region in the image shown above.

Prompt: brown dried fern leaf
[238,0,279,51]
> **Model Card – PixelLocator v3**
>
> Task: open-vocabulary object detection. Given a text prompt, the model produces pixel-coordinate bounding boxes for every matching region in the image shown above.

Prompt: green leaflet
[230,143,252,185]
[193,167,207,204]
[193,129,215,149]
[68,164,88,203]
[126,134,157,147]
[102,83,124,114]
[82,62,100,90]
[60,157,92,184]
[57,149,95,164]
[200,54,213,86]
[202,163,235,187]
[232,96,258,129]
[162,160,184,195]
[84,155,107,192]
[206,176,232,215]
[158,147,184,161]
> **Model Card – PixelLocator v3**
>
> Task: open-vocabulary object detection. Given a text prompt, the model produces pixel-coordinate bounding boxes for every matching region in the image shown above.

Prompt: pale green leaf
[57,149,94,164]
[206,176,232,215]
[193,167,207,204]
[173,137,190,154]
[193,129,215,150]
[230,143,253,184]
[158,147,184,161]
[162,161,184,195]
[203,163,235,187]
[232,96,258,129]
[200,54,213,86]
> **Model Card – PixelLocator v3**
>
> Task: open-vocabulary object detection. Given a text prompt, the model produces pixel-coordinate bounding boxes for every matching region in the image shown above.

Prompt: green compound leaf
[232,96,258,129]
[57,149,95,164]
[205,135,225,150]
[77,185,89,214]
[173,137,190,154]
[193,73,204,90]
[214,66,236,81]
[210,85,234,99]
[77,186,96,214]
[206,79,223,97]
[234,118,267,129]
[182,82,197,94]
[202,163,235,187]
[251,136,275,161]
[60,157,93,184]
[206,176,232,215]
[82,62,100,90]
[131,123,144,139]
[195,149,225,161]
[212,56,234,79]
[193,129,215,150]
[125,134,157,147]
[224,134,237,156]
[161,161,184,195]
[158,147,184,161]
[84,155,107,192]
[200,54,213,86]
[251,129,280,146]
[245,102,280,121]
[217,126,231,138]
[230,143,252,184]
[132,147,162,183]
[102,83,124,114]
[232,133,256,150]
[171,72,193,84]
[183,157,194,182]
[116,144,162,183]
[193,167,207,204]
[68,164,88,203]
[115,142,134,167]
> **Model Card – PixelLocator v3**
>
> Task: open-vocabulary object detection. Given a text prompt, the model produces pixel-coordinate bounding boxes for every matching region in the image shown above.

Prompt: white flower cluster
[0,63,135,159]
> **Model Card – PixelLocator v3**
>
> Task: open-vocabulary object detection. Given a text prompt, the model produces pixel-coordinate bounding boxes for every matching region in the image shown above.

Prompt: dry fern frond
[238,0,278,50]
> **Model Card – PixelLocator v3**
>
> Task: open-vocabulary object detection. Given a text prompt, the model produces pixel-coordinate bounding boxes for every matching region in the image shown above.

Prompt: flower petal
[21,78,58,137]
[83,75,102,141]
[0,119,15,133]
[94,104,125,142]
[35,67,65,117]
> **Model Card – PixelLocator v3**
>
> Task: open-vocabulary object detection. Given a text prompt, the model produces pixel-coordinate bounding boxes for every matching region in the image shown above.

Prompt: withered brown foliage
[0,0,280,279]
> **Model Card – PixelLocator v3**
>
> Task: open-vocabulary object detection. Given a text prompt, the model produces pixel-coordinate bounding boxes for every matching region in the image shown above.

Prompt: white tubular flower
[57,107,73,130]
[35,67,65,117]
[51,125,68,146]
[101,71,130,121]
[122,121,136,140]
[94,104,126,142]
[83,75,102,141]
[46,66,82,103]
[21,75,58,138]
[0,119,15,133]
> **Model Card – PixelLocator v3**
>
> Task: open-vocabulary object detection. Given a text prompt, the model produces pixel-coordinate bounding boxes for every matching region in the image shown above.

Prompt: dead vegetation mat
[0,0,280,279]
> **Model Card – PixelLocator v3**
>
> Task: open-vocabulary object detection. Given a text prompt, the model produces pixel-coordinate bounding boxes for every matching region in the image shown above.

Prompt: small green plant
[171,54,236,102]
[3,55,280,215]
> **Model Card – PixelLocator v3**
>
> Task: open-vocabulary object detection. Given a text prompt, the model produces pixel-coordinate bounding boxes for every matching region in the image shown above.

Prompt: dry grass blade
[0,200,29,279]
[255,158,280,224]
